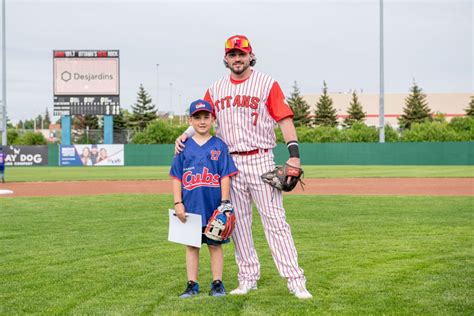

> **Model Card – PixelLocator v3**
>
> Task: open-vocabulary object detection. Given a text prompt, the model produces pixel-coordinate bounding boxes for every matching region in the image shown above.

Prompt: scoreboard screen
[53,50,120,116]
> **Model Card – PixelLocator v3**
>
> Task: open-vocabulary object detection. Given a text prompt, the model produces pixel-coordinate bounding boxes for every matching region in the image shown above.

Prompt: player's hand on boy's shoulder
[175,204,187,223]
[175,134,188,154]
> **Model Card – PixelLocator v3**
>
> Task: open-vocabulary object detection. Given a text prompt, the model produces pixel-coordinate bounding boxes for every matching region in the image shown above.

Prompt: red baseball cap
[225,35,252,54]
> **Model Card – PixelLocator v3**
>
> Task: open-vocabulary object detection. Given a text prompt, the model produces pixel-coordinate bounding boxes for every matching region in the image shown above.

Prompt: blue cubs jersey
[170,136,238,226]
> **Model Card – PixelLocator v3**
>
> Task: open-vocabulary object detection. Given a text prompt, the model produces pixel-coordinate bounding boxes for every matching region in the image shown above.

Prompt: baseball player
[170,99,238,298]
[0,146,4,183]
[176,35,312,299]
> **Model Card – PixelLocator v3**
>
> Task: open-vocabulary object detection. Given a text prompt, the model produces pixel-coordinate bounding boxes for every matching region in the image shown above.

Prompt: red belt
[230,149,269,156]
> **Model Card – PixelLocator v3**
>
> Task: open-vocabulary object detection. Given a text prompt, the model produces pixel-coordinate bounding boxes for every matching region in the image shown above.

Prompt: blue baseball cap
[189,99,213,116]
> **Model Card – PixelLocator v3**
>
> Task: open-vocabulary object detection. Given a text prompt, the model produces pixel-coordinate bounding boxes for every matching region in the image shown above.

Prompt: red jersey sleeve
[203,89,217,117]
[266,82,294,121]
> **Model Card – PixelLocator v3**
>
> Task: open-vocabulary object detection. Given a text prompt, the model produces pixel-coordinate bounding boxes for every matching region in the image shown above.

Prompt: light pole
[1,0,7,145]
[379,0,385,143]
[156,64,159,109]
[169,82,173,111]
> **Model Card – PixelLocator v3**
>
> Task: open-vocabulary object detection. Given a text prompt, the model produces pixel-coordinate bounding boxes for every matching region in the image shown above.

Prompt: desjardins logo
[61,71,114,82]
[74,72,114,81]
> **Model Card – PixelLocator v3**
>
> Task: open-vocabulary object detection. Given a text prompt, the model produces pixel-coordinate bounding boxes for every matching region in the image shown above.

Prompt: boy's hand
[218,201,234,214]
[175,204,187,223]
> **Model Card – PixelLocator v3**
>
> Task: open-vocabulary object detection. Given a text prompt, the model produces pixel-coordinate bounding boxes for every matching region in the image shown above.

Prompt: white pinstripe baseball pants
[230,149,307,291]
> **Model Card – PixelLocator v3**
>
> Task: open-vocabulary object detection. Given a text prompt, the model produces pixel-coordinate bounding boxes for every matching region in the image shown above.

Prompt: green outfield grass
[3,165,474,182]
[0,194,472,315]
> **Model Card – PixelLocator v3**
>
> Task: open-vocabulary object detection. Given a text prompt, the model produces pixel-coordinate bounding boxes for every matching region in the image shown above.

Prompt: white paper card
[168,209,202,248]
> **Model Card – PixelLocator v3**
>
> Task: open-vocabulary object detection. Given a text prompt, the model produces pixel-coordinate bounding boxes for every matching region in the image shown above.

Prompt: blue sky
[1,0,472,122]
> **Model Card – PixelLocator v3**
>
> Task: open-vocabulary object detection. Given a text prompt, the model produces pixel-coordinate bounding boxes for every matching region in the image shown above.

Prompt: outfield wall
[29,142,474,166]
[272,142,473,165]
[130,142,474,166]
[124,144,175,166]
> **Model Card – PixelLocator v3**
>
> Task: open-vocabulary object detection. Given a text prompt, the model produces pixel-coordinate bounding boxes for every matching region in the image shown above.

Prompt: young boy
[169,99,238,298]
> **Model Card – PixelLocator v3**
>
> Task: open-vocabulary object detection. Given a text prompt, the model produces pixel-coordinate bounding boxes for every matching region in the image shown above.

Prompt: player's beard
[230,61,250,75]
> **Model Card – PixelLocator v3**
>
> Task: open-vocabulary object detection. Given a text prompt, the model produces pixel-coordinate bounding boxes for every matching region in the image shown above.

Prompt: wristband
[287,141,300,158]
[174,201,183,205]
[221,200,231,204]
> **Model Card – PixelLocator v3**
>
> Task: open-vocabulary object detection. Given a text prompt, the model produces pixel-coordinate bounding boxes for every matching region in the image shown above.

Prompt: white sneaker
[229,283,257,295]
[291,287,313,299]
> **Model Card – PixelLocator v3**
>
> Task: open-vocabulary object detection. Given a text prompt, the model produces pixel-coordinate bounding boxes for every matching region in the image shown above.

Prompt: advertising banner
[54,58,119,96]
[60,144,124,166]
[3,146,49,166]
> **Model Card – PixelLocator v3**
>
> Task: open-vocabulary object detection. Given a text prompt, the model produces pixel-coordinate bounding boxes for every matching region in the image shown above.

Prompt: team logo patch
[196,103,206,109]
[182,167,220,190]
[211,150,221,161]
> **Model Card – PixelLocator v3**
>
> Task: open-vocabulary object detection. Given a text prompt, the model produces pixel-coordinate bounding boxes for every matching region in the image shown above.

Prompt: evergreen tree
[128,84,157,130]
[112,109,132,144]
[85,115,99,129]
[44,108,51,128]
[23,119,34,129]
[465,97,474,117]
[113,108,129,132]
[35,114,48,129]
[73,115,99,130]
[398,81,432,129]
[313,81,338,127]
[344,90,366,127]
[6,117,14,129]
[287,81,311,127]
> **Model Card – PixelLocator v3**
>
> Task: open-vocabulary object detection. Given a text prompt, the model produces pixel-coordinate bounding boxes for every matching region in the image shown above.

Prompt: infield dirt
[0,178,472,197]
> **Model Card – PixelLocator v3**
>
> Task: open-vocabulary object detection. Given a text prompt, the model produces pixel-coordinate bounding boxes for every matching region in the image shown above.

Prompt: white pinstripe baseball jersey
[204,69,293,152]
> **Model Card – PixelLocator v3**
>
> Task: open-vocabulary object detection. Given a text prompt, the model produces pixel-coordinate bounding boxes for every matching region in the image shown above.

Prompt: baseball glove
[204,202,236,241]
[261,163,304,192]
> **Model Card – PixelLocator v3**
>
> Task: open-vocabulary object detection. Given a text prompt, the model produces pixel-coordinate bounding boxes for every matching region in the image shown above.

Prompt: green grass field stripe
[3,165,474,182]
[0,195,472,314]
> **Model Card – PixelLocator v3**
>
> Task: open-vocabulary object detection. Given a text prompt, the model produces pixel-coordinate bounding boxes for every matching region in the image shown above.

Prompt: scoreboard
[54,96,120,115]
[53,50,120,116]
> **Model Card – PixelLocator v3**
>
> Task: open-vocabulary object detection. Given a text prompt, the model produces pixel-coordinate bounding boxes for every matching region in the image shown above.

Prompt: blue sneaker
[209,280,226,297]
[179,281,199,298]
